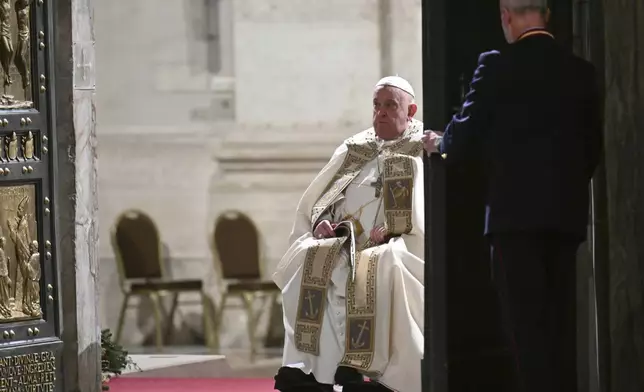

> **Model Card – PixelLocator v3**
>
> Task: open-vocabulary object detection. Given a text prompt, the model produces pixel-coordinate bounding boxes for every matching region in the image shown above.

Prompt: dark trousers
[490,232,580,392]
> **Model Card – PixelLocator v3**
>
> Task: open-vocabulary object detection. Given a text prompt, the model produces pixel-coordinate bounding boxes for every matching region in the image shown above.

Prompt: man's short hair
[501,0,548,15]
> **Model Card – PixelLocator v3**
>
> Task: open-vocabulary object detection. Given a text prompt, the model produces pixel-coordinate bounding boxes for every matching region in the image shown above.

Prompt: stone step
[121,354,229,378]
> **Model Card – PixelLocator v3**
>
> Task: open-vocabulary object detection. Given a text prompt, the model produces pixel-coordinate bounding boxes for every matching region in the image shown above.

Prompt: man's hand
[370,225,387,245]
[421,130,443,155]
[313,220,336,239]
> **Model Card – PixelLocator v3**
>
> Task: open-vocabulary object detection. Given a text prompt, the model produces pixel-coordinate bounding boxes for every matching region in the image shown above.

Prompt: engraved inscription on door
[0,350,56,391]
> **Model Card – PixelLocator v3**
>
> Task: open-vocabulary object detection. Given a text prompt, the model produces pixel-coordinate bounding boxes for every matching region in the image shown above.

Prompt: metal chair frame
[209,210,280,360]
[111,209,216,351]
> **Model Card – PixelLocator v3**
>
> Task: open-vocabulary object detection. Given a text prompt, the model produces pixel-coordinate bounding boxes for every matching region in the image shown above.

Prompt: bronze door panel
[0,0,60,387]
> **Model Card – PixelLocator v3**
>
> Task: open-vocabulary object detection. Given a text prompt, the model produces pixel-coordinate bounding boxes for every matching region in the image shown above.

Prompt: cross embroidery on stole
[370,175,383,198]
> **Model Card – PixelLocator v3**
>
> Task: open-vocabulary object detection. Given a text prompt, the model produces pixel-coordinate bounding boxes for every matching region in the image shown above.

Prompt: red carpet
[107,378,275,392]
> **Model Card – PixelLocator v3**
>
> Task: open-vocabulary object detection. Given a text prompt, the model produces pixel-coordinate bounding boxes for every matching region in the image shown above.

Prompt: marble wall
[95,0,422,348]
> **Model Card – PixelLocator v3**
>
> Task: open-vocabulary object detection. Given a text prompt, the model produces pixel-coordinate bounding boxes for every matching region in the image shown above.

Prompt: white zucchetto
[375,76,415,98]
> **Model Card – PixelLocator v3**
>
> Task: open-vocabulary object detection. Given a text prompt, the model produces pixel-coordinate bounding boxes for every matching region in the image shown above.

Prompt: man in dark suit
[422,0,603,391]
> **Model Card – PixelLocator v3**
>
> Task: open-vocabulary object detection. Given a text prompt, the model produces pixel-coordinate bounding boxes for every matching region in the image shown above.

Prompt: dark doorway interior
[422,0,578,391]
[424,0,514,390]
[441,1,514,390]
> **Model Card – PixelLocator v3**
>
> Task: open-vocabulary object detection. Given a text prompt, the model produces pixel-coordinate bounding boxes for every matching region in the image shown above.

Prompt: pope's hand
[313,220,336,239]
[422,130,443,154]
[370,225,387,245]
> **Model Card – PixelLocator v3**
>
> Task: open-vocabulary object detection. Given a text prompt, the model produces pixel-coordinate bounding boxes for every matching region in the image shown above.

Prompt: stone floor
[124,346,283,378]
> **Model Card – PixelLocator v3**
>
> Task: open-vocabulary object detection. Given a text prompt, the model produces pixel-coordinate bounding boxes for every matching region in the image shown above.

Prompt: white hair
[501,0,548,14]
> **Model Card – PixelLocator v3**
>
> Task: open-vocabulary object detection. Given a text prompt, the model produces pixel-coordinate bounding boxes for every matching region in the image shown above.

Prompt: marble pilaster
[55,0,100,390]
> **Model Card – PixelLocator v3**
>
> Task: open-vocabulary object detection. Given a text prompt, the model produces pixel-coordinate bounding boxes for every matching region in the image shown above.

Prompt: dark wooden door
[423,1,513,390]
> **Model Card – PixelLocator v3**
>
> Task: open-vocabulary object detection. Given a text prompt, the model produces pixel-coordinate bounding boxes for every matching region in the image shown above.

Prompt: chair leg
[115,293,130,345]
[240,292,257,361]
[213,292,228,351]
[268,291,280,326]
[271,291,280,308]
[164,292,179,344]
[201,291,218,351]
[148,292,164,352]
[262,291,281,351]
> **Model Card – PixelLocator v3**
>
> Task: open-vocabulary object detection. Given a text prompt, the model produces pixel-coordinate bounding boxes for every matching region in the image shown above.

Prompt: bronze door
[0,0,61,390]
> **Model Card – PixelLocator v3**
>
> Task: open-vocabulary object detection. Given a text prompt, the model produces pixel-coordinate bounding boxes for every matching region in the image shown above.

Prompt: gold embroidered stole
[382,154,415,236]
[293,237,347,355]
[339,153,416,373]
[311,123,423,227]
[310,142,379,227]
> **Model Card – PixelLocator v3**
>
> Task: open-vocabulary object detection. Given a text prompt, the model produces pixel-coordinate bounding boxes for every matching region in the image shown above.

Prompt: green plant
[101,329,138,390]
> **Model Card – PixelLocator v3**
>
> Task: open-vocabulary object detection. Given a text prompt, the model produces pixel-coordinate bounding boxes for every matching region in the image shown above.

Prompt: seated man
[273,76,425,392]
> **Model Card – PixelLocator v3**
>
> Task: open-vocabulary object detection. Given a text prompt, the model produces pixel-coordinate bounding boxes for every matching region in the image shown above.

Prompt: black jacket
[440,29,603,238]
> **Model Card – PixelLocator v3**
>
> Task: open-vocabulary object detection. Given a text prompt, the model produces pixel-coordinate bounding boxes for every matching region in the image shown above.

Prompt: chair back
[213,210,261,280]
[111,210,163,282]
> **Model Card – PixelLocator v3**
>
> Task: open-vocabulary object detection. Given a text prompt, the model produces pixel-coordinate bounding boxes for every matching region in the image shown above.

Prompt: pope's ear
[408,103,418,118]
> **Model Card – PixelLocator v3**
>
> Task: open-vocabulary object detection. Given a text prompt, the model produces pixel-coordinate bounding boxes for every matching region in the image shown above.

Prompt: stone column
[602,0,644,391]
[378,0,423,118]
[55,0,100,391]
[388,0,423,116]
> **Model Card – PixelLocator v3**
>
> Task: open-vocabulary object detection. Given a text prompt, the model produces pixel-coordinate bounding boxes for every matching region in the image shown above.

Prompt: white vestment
[273,120,425,392]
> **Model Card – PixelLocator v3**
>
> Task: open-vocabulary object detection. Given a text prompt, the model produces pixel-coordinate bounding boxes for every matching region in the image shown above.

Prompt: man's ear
[545,8,551,24]
[408,103,418,118]
[500,8,509,24]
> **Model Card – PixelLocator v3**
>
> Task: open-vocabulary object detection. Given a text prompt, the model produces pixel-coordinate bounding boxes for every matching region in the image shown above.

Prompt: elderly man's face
[372,86,416,140]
